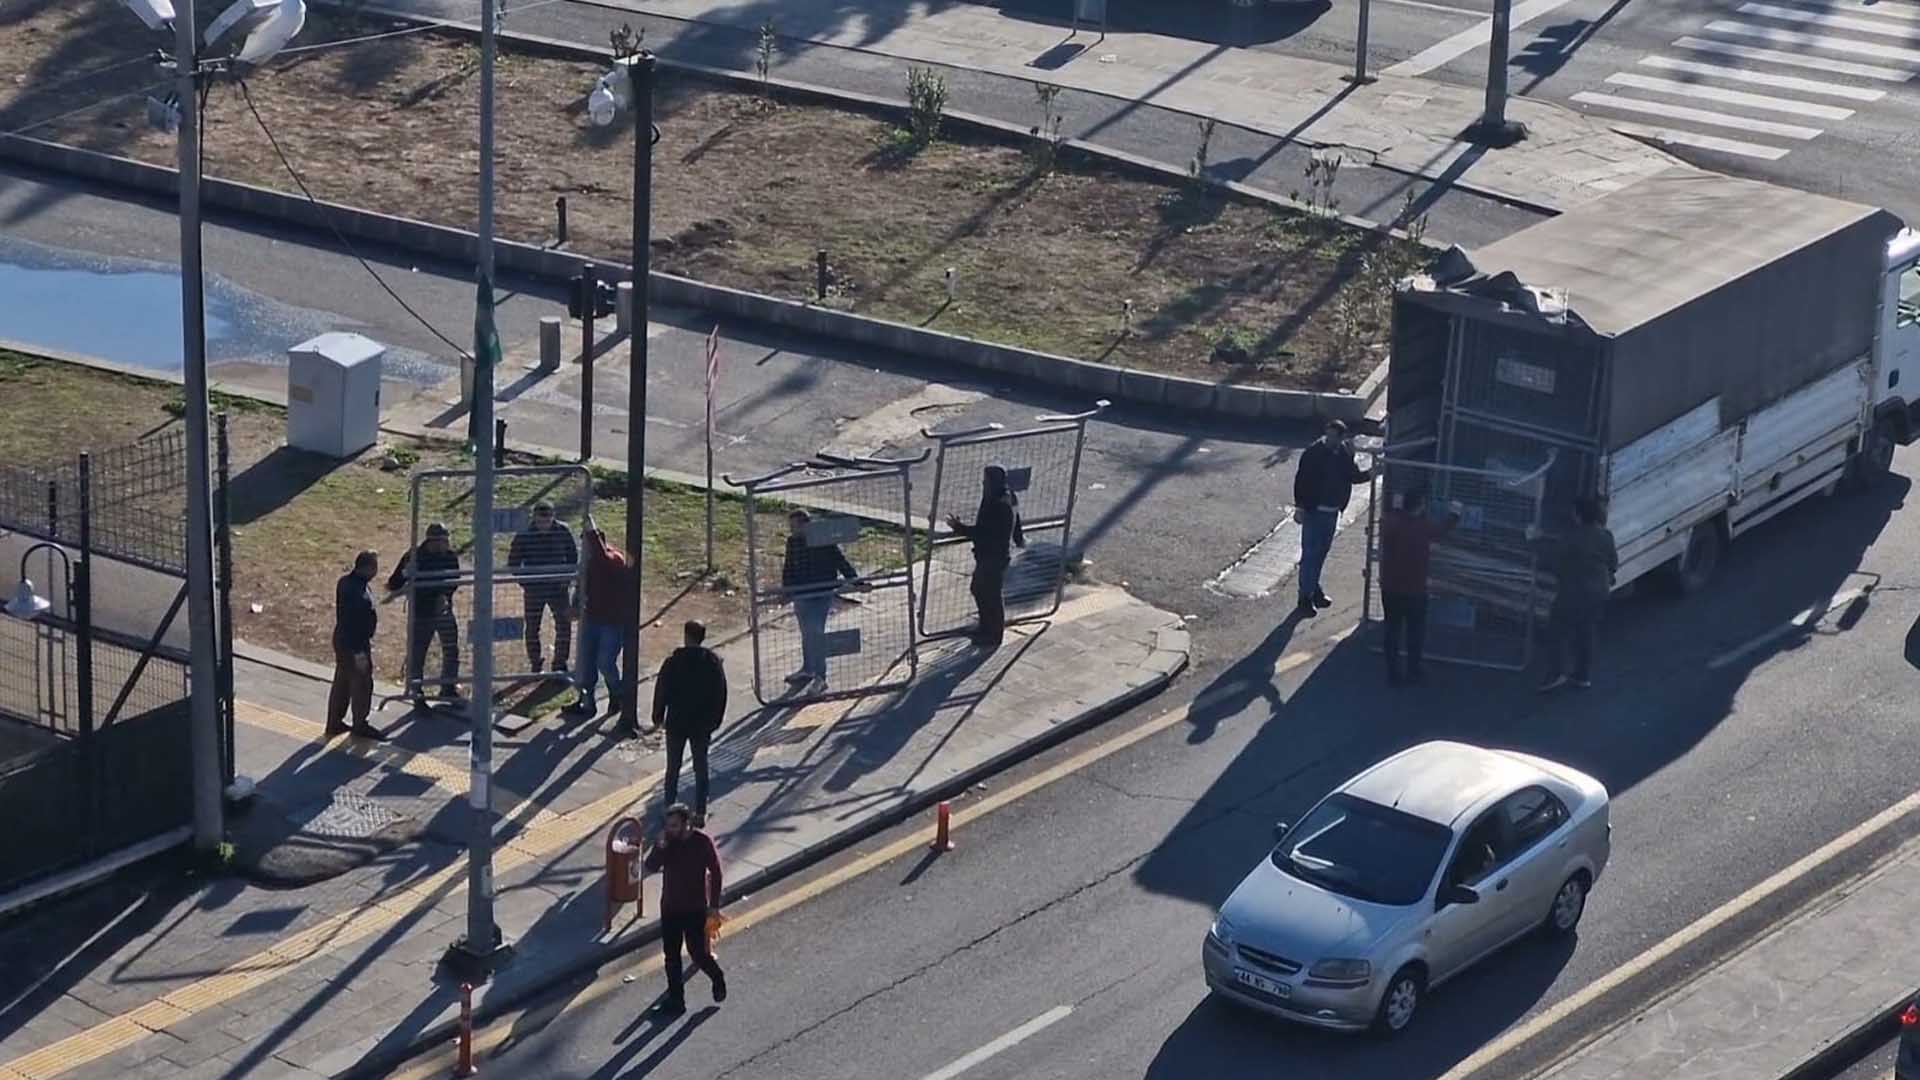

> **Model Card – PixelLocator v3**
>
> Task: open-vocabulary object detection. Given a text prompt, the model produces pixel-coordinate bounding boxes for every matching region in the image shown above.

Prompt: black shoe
[436,687,461,702]
[562,699,594,716]
[652,996,686,1016]
[552,659,570,674]
[610,723,640,741]
[324,721,351,738]
[350,723,388,742]
[1294,602,1319,619]
[1538,674,1571,693]
[1312,592,1333,610]
[691,812,707,829]
[411,695,431,711]
[712,974,728,1004]
[1570,678,1592,690]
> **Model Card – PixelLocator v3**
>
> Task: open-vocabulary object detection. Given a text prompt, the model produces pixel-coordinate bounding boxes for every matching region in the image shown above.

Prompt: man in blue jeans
[780,509,864,689]
[563,526,636,733]
[1291,420,1372,619]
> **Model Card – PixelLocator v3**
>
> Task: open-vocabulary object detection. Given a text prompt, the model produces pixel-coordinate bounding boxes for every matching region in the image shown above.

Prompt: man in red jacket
[1378,488,1461,686]
[643,803,727,1015]
[563,525,636,732]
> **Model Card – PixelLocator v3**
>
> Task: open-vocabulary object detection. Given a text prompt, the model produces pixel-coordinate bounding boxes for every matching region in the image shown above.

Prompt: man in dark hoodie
[507,500,578,676]
[387,522,463,708]
[1532,496,1619,692]
[781,509,864,688]
[327,549,384,740]
[945,464,1026,651]
[566,524,635,728]
[1292,420,1373,619]
[653,620,728,825]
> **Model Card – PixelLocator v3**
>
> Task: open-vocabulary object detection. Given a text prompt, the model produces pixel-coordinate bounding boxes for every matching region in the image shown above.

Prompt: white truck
[1383,169,1917,602]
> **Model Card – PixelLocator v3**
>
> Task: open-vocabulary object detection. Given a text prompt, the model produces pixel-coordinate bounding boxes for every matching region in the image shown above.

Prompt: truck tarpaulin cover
[1407,169,1900,449]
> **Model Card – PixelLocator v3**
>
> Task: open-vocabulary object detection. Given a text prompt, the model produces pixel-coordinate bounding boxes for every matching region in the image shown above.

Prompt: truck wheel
[1663,520,1723,595]
[1847,419,1897,490]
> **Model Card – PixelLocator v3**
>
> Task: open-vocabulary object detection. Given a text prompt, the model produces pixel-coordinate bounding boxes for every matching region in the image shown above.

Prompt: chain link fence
[394,465,595,701]
[1362,448,1554,670]
[919,404,1103,641]
[0,428,191,576]
[730,455,924,706]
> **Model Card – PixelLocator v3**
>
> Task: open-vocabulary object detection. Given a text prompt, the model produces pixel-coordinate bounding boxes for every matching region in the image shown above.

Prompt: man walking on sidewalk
[654,620,728,825]
[1292,420,1372,619]
[945,464,1026,652]
[1532,496,1619,692]
[327,549,384,740]
[644,804,728,1016]
[781,509,864,689]
[388,522,463,708]
[1378,490,1461,686]
[508,500,577,676]
[566,525,635,729]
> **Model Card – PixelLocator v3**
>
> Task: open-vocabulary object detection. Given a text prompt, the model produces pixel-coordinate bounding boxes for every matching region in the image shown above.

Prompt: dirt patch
[0,350,749,680]
[0,5,1426,392]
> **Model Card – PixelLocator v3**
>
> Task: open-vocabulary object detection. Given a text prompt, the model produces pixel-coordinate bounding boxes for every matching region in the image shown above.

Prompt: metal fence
[393,465,595,703]
[919,403,1104,641]
[0,428,191,576]
[729,454,924,707]
[1361,447,1555,670]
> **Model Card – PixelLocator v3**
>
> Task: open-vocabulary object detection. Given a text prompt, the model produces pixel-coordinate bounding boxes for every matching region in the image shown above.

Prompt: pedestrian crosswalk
[1568,0,1918,161]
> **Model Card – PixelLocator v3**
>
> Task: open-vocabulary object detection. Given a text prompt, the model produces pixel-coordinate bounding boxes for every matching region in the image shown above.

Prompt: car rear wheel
[1371,967,1423,1037]
[1543,874,1589,937]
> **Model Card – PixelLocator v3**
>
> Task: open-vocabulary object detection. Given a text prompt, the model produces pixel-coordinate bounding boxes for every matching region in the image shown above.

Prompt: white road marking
[1705,20,1920,64]
[1740,1,1920,37]
[1706,586,1869,670]
[1437,783,1920,1080]
[1376,0,1490,16]
[1607,121,1794,158]
[1638,54,1888,99]
[1570,91,1826,137]
[1383,0,1585,75]
[1604,71,1856,116]
[918,1006,1075,1080]
[1825,0,1920,20]
[1672,35,1916,79]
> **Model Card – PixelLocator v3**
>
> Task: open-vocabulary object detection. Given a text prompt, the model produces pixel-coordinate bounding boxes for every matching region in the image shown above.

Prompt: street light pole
[449,0,508,978]
[620,52,656,736]
[175,0,226,855]
[1350,0,1376,85]
[1469,0,1527,146]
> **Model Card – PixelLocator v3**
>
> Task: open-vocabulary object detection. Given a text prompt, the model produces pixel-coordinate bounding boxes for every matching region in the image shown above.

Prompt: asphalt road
[383,437,1920,1080]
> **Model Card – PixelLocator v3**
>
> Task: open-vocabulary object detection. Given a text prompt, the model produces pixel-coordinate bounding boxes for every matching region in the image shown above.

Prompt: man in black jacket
[327,550,384,740]
[945,464,1026,651]
[1291,420,1372,619]
[388,522,464,707]
[508,501,578,676]
[653,620,728,825]
[781,509,863,688]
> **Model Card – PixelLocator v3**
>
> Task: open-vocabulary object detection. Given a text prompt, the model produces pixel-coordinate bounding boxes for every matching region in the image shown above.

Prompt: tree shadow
[981,0,1330,48]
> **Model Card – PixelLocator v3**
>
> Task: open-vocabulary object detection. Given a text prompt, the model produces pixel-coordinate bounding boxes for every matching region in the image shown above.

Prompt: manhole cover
[293,791,401,840]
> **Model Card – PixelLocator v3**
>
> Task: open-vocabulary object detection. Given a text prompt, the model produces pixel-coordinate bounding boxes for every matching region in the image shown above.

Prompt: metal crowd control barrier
[726,452,926,707]
[383,464,593,708]
[918,401,1106,641]
[1361,444,1557,671]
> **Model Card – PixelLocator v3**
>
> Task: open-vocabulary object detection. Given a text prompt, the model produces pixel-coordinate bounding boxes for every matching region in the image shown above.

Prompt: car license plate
[1234,969,1288,998]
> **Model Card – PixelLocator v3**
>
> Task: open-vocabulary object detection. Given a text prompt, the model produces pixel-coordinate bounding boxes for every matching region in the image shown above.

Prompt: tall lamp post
[588,49,659,736]
[1467,0,1527,146]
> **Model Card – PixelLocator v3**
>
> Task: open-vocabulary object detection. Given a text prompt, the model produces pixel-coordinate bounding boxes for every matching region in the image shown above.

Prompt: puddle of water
[0,237,454,385]
[0,259,238,371]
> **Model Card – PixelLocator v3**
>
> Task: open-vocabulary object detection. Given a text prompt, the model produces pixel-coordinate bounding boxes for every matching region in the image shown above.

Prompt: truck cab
[1874,229,1920,456]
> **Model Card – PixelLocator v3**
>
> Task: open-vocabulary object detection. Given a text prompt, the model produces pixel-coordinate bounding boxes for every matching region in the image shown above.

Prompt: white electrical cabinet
[286,332,384,458]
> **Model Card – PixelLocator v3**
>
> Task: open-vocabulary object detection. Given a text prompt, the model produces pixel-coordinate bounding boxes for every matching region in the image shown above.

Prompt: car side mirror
[1272,821,1290,843]
[1440,884,1480,908]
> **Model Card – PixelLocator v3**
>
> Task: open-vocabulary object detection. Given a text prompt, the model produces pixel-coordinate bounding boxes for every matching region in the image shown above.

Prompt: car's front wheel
[1543,873,1589,937]
[1371,966,1423,1037]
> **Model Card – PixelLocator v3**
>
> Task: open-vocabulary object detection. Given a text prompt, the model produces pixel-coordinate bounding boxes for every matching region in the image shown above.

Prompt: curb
[1781,996,1911,1080]
[0,58,1389,422]
[334,637,1187,1080]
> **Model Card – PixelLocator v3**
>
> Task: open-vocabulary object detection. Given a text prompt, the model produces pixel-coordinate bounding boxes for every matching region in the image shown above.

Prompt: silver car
[1201,740,1610,1036]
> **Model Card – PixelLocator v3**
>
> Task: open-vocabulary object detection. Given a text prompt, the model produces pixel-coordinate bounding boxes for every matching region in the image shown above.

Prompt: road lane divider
[918,1006,1075,1080]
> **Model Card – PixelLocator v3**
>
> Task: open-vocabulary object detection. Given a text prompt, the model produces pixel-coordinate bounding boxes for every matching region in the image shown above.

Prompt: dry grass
[0,4,1426,391]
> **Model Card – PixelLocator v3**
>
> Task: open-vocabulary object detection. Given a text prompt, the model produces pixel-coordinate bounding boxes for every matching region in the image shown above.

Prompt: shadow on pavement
[976,0,1331,48]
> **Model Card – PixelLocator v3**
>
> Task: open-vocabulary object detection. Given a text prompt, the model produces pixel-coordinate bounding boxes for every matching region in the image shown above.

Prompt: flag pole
[704,326,718,574]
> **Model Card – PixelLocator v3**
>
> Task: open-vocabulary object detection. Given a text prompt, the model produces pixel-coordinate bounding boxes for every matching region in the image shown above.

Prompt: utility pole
[1349,0,1376,85]
[175,0,225,855]
[448,0,509,979]
[620,53,656,735]
[1469,0,1527,146]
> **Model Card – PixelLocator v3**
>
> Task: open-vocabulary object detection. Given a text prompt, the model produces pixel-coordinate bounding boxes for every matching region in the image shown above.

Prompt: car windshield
[1269,794,1453,906]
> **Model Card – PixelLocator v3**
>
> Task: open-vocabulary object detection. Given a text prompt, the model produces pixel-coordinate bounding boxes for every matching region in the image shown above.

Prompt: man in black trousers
[388,521,463,708]
[945,465,1026,651]
[653,620,728,826]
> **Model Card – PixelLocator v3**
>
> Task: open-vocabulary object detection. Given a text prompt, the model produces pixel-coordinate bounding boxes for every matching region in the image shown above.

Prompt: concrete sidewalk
[369,0,1682,215]
[1536,825,1920,1080]
[0,581,1185,1080]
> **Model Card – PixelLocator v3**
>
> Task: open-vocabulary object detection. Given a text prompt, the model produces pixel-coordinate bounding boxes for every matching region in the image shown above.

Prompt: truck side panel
[1731,359,1870,526]
[1607,426,1738,587]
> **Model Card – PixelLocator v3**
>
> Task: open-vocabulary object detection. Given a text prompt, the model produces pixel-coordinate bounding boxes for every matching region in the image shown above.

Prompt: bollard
[945,267,956,302]
[616,280,635,335]
[453,982,477,1076]
[494,419,507,468]
[538,315,562,373]
[1122,298,1134,336]
[816,249,828,301]
[555,195,569,245]
[929,801,955,853]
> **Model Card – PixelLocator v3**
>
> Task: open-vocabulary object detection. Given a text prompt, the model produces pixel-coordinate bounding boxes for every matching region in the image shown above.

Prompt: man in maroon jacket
[643,803,727,1015]
[1378,489,1461,686]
